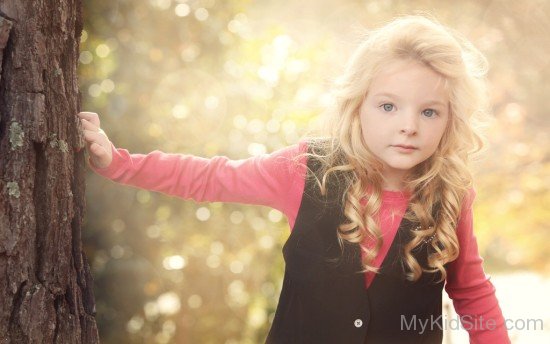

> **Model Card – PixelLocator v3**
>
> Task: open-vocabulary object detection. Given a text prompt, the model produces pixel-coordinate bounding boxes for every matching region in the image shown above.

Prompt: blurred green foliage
[79,0,550,343]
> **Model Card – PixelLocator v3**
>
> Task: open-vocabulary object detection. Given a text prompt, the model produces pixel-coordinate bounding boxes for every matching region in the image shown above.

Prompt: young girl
[78,15,510,344]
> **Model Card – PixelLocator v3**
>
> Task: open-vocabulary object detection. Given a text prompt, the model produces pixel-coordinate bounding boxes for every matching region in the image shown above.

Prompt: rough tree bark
[0,0,98,343]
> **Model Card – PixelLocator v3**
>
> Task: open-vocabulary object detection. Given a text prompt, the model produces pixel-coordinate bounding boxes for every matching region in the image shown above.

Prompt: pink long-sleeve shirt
[89,139,510,343]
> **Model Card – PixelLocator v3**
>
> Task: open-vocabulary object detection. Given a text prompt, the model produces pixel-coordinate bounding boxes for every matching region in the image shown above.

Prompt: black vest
[265,141,445,343]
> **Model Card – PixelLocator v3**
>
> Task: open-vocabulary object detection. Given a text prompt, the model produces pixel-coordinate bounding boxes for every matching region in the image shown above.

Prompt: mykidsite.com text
[401,314,544,334]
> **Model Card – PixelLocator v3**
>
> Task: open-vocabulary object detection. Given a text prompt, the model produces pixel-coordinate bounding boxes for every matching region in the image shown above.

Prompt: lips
[393,144,418,149]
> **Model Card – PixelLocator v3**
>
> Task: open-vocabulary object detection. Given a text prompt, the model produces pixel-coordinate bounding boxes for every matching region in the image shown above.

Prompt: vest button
[354,319,363,328]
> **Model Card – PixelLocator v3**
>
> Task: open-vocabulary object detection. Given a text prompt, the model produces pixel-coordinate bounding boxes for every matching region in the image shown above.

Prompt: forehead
[369,60,449,101]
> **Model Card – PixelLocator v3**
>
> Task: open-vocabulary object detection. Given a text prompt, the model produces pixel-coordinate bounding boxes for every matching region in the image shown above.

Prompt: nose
[400,112,418,136]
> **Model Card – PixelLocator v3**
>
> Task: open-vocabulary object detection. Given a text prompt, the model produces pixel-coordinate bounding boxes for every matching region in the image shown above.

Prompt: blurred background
[79,0,550,343]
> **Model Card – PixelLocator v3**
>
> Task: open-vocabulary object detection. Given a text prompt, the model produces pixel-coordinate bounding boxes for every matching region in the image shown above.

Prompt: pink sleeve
[444,188,511,343]
[88,140,308,227]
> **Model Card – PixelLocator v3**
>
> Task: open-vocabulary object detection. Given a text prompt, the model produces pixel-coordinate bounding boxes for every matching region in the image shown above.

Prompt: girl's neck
[365,184,411,196]
[380,178,412,198]
[381,181,406,193]
[380,168,409,192]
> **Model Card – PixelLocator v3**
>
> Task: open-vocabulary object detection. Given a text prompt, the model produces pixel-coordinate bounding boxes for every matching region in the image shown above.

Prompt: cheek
[427,122,448,150]
[359,115,367,136]
[359,113,374,143]
[360,121,382,151]
[359,106,376,137]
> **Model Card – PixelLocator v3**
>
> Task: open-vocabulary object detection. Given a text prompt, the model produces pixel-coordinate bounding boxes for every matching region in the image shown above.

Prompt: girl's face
[359,59,450,190]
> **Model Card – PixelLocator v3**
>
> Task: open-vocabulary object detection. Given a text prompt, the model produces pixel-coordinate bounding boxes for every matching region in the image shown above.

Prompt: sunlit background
[79,0,550,343]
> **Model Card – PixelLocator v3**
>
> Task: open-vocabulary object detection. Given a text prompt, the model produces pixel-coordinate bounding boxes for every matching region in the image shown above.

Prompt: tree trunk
[0,0,98,343]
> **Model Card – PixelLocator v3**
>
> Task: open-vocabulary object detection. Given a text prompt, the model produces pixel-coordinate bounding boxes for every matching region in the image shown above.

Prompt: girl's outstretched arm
[444,188,511,343]
[79,112,308,225]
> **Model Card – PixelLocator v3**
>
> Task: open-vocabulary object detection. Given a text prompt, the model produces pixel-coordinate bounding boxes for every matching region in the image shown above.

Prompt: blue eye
[423,109,438,118]
[379,103,439,118]
[380,103,394,112]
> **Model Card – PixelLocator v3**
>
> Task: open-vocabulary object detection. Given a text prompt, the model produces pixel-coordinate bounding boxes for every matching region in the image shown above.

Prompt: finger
[77,112,100,127]
[83,129,105,145]
[81,118,99,132]
[77,111,98,120]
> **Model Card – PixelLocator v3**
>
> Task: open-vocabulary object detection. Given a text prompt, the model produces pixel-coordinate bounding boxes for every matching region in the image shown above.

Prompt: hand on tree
[77,111,113,169]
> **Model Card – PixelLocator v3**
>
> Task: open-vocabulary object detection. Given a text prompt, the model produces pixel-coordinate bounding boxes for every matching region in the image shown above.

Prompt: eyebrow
[373,92,447,108]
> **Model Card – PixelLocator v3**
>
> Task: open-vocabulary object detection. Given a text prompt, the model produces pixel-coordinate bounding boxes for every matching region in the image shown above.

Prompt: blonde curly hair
[293,14,491,282]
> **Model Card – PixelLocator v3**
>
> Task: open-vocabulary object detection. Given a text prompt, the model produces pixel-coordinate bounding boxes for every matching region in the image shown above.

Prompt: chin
[385,161,421,171]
